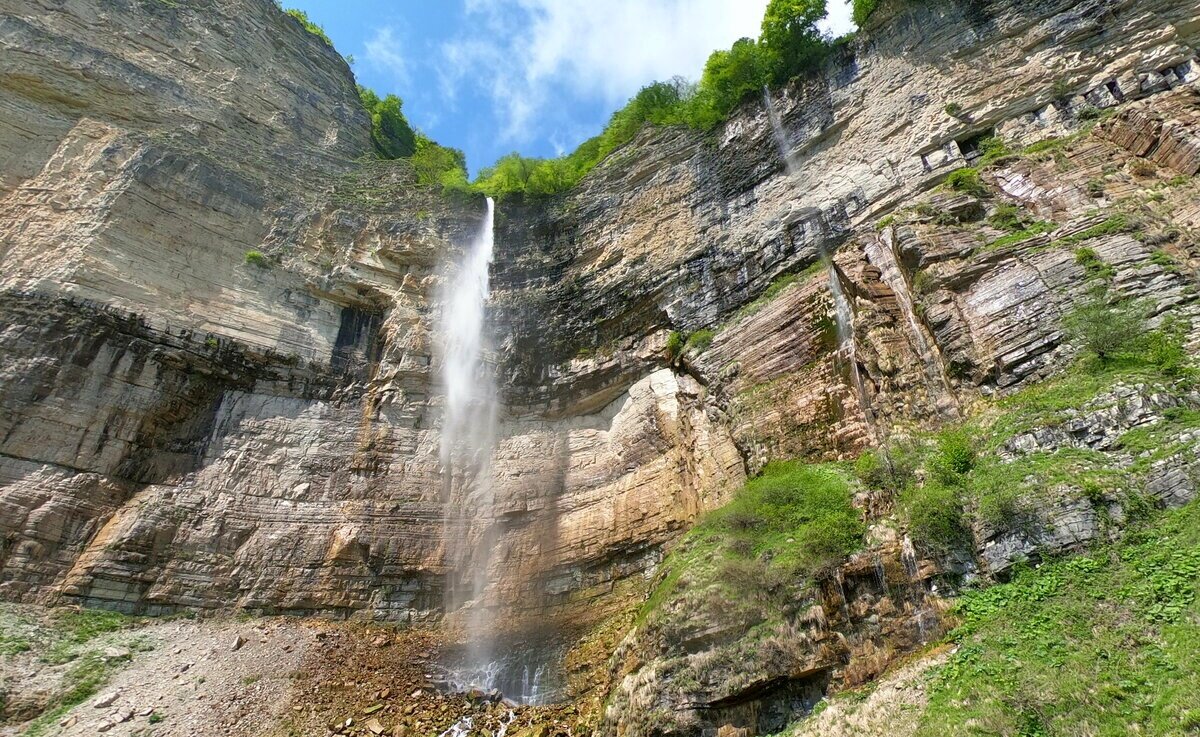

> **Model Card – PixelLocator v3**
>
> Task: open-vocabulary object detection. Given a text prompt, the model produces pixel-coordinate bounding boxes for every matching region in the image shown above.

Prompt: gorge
[2,0,1200,735]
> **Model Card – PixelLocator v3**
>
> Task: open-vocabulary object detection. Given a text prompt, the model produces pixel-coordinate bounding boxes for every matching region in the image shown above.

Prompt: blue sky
[286,1,854,175]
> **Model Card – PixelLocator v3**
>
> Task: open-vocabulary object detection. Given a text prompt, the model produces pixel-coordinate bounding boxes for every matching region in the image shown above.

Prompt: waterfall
[440,196,500,691]
[762,87,876,441]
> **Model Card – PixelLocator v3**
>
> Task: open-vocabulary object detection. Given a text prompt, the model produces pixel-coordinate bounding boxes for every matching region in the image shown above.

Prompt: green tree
[358,86,416,159]
[698,37,771,117]
[851,0,881,27]
[759,0,830,85]
[409,133,468,190]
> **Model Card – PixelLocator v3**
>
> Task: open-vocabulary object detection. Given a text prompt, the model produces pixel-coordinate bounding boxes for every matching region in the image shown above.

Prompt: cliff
[1,0,1200,734]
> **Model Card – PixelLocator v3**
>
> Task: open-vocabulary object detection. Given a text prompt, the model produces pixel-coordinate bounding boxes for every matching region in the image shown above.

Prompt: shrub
[853,442,919,494]
[665,330,685,361]
[1130,159,1157,177]
[944,102,964,117]
[1142,320,1191,377]
[283,8,332,46]
[976,136,1012,168]
[900,482,970,556]
[988,204,1024,232]
[1063,299,1144,368]
[1074,247,1115,281]
[945,167,986,197]
[930,428,976,485]
[358,87,416,159]
[244,250,267,267]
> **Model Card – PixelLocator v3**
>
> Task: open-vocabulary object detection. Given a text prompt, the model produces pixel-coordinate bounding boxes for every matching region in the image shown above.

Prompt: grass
[723,261,825,326]
[42,609,131,665]
[1047,214,1131,249]
[22,652,125,737]
[684,329,715,354]
[945,168,985,197]
[637,462,865,624]
[244,250,268,267]
[2,607,139,736]
[985,221,1054,250]
[918,501,1200,736]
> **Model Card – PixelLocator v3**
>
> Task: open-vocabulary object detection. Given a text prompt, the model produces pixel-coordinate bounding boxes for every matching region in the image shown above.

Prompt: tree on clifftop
[760,0,830,84]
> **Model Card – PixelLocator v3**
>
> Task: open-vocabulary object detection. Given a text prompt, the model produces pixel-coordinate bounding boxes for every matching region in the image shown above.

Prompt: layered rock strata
[0,1,1198,710]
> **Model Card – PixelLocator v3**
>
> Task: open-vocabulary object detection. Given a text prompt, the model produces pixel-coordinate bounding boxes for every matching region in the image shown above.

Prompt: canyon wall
[0,0,745,628]
[0,0,1199,708]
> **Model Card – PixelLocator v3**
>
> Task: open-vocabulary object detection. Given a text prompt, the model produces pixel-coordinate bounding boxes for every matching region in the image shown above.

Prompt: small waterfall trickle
[763,86,796,176]
[763,87,876,442]
[900,535,933,643]
[439,196,502,695]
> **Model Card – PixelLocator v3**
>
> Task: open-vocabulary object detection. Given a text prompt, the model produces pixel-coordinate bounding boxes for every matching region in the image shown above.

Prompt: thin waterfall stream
[762,88,876,440]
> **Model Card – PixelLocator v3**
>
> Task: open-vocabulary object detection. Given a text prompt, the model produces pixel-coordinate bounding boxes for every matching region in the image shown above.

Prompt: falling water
[763,86,796,176]
[440,196,501,692]
[900,535,933,643]
[762,87,876,440]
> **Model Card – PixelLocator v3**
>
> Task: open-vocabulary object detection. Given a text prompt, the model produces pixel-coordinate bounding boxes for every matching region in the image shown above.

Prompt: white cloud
[414,0,860,159]
[438,0,771,145]
[364,26,410,90]
[515,0,769,102]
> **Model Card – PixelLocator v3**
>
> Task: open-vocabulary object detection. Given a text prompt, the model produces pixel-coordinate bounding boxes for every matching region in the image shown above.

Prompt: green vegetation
[1073,246,1115,281]
[759,0,831,86]
[1048,214,1131,249]
[852,0,882,26]
[975,136,1013,168]
[244,250,267,267]
[987,204,1024,232]
[684,329,716,354]
[149,712,165,724]
[863,295,1193,556]
[474,0,838,198]
[919,501,1200,736]
[944,102,964,118]
[944,167,985,197]
[900,480,970,555]
[358,86,416,159]
[639,462,864,620]
[11,608,138,737]
[986,221,1054,250]
[665,330,686,361]
[283,7,332,46]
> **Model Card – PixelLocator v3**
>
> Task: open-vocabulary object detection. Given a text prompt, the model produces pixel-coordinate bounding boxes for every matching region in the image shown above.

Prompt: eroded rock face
[1,5,1200,729]
[0,0,745,624]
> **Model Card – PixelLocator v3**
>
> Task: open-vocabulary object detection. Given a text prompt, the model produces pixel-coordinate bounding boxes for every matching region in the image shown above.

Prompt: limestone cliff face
[0,0,746,626]
[1,0,1200,713]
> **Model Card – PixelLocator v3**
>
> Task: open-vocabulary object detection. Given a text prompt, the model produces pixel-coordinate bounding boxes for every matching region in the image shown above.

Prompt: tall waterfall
[439,196,500,688]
